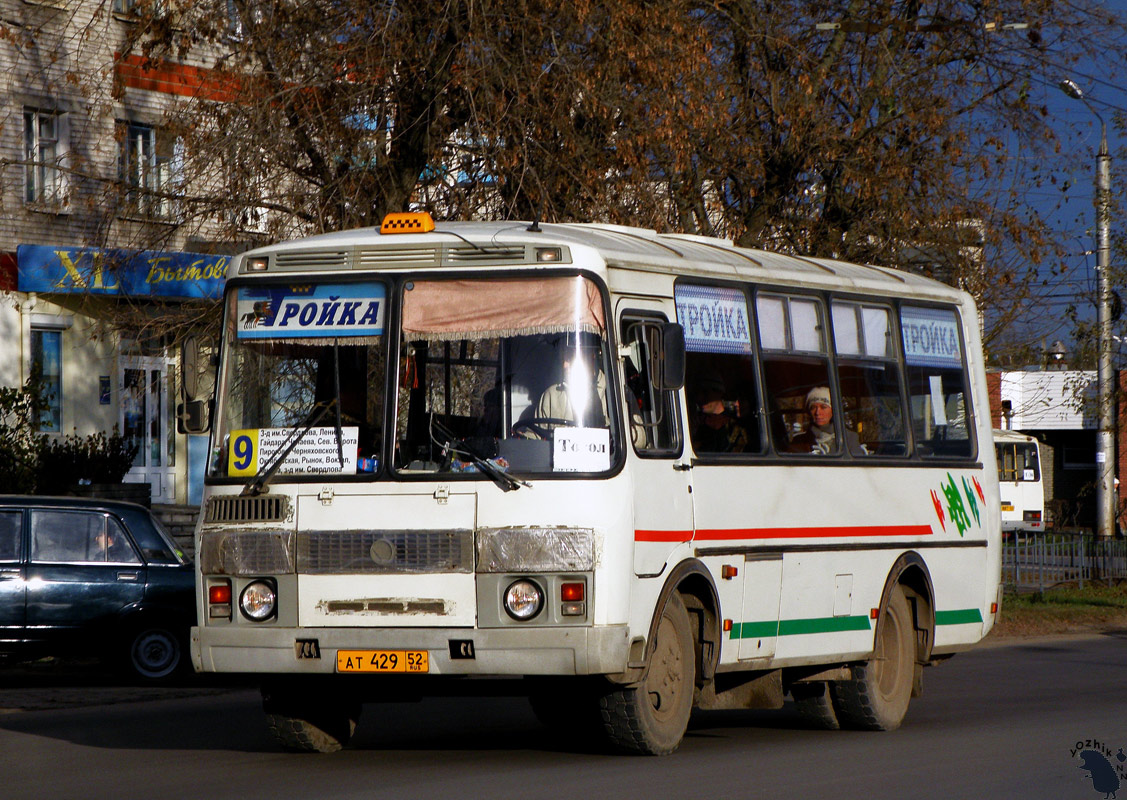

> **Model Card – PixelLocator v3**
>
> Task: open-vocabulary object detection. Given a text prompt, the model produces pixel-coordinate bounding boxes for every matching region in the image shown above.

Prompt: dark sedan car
[0,495,196,680]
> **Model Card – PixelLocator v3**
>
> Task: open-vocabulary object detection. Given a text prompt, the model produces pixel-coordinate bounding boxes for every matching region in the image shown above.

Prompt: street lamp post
[1059,78,1116,538]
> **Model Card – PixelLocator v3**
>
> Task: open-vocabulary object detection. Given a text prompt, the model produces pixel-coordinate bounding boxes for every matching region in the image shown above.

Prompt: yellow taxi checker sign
[228,429,260,476]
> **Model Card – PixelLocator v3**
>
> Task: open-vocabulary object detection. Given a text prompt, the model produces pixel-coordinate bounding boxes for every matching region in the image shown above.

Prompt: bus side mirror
[653,323,685,391]
[177,399,213,435]
[179,335,216,433]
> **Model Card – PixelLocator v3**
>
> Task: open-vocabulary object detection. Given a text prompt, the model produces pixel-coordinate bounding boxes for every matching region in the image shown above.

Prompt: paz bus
[181,213,1001,755]
[993,429,1045,533]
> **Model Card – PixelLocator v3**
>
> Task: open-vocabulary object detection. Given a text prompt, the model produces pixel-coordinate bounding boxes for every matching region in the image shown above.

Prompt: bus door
[619,304,694,577]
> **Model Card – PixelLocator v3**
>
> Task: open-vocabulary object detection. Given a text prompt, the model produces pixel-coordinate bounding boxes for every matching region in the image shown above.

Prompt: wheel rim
[644,608,686,722]
[874,598,909,700]
[131,630,180,679]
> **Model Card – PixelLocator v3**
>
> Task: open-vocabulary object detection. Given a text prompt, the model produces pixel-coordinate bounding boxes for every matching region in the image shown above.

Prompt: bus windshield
[210,274,618,481]
[210,281,389,480]
[394,275,618,477]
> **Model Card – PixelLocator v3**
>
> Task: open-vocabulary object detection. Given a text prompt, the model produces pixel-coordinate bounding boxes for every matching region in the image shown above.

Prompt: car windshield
[210,281,388,480]
[394,275,619,477]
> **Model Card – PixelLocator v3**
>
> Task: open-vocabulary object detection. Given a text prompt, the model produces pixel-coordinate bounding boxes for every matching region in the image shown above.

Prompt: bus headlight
[503,579,544,621]
[239,580,277,621]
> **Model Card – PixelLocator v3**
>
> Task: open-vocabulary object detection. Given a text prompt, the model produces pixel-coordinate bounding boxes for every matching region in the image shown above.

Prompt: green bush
[0,377,51,494]
[0,374,139,495]
[36,430,139,495]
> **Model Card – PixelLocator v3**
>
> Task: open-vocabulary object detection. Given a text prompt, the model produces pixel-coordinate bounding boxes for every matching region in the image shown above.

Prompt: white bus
[993,429,1045,533]
[183,213,1001,755]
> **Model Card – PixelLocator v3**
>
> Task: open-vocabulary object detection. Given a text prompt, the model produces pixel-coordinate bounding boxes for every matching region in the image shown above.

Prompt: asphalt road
[0,633,1124,800]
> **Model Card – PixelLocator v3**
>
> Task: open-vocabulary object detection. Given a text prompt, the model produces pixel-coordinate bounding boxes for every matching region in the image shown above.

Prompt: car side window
[31,510,140,564]
[0,512,20,561]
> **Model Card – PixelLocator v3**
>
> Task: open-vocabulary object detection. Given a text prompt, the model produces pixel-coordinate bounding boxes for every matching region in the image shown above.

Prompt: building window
[113,0,164,14]
[30,328,62,432]
[24,109,66,206]
[117,121,182,219]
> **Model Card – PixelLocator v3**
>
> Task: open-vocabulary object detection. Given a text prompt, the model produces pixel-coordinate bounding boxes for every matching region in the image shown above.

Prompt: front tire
[262,686,361,753]
[833,584,915,731]
[599,592,695,755]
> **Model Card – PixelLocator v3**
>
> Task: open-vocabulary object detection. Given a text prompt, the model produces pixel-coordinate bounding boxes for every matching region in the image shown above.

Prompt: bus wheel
[599,592,694,755]
[833,584,914,731]
[791,682,840,730]
[262,686,361,753]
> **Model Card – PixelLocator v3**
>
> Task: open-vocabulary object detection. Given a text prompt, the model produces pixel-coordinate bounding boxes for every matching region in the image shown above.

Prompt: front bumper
[192,623,631,676]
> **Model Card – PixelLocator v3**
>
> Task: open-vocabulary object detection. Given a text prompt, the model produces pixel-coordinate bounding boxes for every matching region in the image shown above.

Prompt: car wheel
[126,626,184,680]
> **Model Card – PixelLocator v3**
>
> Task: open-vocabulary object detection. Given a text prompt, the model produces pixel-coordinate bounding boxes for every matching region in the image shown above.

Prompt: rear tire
[262,686,361,753]
[791,681,840,730]
[833,584,915,731]
[598,592,695,755]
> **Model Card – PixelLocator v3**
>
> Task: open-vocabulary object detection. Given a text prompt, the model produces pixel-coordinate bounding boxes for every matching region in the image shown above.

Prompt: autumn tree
[97,0,1127,359]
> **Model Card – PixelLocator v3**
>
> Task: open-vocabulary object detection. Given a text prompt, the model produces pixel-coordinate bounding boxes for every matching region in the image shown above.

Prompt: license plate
[1000,503,1013,511]
[336,649,429,673]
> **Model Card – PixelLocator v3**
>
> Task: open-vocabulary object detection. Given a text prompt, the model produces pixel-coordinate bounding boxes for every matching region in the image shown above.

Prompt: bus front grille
[204,495,290,524]
[297,530,473,575]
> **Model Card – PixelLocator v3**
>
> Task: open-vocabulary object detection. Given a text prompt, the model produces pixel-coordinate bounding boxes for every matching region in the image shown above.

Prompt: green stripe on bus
[935,608,983,625]
[730,616,872,639]
[730,609,983,639]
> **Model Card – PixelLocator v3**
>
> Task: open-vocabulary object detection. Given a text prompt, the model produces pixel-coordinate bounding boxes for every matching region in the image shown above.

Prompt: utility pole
[1060,79,1116,538]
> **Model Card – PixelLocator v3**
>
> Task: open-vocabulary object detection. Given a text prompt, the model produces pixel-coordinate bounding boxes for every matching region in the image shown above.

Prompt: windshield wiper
[430,417,529,492]
[242,399,337,496]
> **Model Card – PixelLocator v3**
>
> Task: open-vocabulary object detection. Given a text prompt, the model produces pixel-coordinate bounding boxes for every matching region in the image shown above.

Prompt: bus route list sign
[227,427,359,477]
[17,245,229,299]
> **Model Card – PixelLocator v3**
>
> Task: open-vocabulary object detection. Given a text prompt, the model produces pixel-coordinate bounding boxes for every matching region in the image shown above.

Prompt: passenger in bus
[536,344,608,429]
[692,380,748,454]
[789,386,866,455]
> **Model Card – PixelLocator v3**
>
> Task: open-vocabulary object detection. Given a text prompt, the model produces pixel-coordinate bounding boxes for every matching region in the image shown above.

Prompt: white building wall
[1000,370,1096,430]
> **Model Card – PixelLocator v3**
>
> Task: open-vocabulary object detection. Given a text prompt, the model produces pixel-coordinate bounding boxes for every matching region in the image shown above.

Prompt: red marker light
[209,582,232,604]
[560,582,585,602]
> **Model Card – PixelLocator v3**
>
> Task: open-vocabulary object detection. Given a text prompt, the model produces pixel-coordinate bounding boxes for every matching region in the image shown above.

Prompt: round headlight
[503,579,544,621]
[240,580,277,621]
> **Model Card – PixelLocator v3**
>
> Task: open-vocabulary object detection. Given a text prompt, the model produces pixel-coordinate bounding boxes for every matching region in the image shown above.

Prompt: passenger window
[832,302,908,456]
[675,284,761,456]
[756,293,837,455]
[620,315,680,454]
[0,512,20,561]
[31,510,140,564]
[900,305,974,458]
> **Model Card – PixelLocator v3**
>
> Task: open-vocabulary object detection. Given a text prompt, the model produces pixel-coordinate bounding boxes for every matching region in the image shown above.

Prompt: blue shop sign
[17,244,229,299]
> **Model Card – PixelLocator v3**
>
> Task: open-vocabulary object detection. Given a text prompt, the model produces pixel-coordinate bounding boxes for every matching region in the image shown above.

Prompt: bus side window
[756,293,836,455]
[672,284,762,457]
[900,305,974,459]
[621,317,680,454]
[831,302,908,456]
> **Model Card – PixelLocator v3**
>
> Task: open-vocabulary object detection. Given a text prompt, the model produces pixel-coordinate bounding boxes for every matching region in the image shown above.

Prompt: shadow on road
[0,659,825,756]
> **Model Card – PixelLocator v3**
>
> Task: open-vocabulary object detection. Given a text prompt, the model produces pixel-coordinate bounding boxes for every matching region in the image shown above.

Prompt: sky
[1012,1,1127,358]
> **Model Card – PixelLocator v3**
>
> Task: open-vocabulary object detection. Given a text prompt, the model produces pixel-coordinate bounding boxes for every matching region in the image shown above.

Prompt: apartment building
[0,0,238,503]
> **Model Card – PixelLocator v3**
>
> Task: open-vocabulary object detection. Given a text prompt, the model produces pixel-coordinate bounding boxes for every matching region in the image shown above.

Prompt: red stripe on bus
[636,525,933,542]
[635,530,694,542]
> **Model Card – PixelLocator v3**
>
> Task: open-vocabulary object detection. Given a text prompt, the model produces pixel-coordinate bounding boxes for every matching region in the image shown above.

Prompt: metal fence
[1002,531,1127,591]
